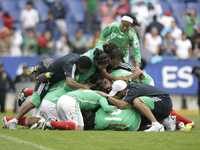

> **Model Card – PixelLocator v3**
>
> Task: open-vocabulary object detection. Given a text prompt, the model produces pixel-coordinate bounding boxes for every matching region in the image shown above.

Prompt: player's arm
[130,30,141,67]
[66,77,90,89]
[98,97,117,113]
[100,68,143,81]
[98,92,130,109]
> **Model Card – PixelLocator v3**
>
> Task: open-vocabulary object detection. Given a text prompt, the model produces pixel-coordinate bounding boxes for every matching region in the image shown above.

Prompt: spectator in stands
[71,29,88,54]
[170,20,182,41]
[115,0,130,17]
[144,27,162,60]
[44,11,58,36]
[0,27,11,56]
[9,27,23,56]
[184,9,200,39]
[161,32,175,56]
[175,32,192,59]
[159,11,175,29]
[55,34,72,56]
[49,0,67,34]
[131,1,148,28]
[146,15,164,34]
[37,31,54,55]
[1,12,14,30]
[100,0,116,29]
[20,1,39,32]
[192,27,200,58]
[84,0,100,33]
[0,63,15,113]
[89,30,100,48]
[22,29,38,56]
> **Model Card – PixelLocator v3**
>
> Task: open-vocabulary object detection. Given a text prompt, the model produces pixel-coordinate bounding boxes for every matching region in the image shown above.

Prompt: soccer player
[3,53,93,129]
[94,108,141,131]
[98,79,173,132]
[96,14,141,68]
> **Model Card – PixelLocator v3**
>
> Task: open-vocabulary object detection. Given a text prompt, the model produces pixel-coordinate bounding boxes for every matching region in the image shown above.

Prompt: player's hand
[36,72,53,83]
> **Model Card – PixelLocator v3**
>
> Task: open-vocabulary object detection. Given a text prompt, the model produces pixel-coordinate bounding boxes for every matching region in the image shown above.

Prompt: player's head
[76,56,92,73]
[94,49,111,69]
[95,78,112,93]
[120,14,140,32]
[103,43,123,68]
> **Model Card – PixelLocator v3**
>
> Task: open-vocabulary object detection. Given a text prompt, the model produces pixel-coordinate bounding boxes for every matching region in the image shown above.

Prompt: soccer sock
[170,110,193,125]
[50,120,76,130]
[5,116,14,121]
[18,116,28,126]
[23,88,34,96]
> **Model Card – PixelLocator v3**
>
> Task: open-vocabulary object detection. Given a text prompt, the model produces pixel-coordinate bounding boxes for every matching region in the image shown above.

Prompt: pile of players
[3,15,194,132]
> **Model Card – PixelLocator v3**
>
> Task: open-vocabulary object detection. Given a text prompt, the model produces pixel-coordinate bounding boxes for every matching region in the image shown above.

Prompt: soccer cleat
[3,118,18,130]
[2,116,9,128]
[178,122,193,132]
[144,122,165,132]
[162,115,176,131]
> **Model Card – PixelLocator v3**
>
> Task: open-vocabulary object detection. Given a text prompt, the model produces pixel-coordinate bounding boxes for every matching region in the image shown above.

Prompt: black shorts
[140,94,172,128]
[152,94,173,121]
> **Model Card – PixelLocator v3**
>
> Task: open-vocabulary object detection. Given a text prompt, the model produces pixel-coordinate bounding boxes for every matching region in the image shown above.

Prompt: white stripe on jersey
[71,64,76,79]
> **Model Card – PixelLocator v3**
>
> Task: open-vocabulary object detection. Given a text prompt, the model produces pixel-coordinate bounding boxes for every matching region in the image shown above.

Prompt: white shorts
[33,100,57,121]
[57,95,84,130]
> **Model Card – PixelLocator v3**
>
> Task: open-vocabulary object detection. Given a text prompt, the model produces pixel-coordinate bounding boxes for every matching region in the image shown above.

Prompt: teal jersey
[138,96,155,110]
[97,22,141,64]
[32,80,73,108]
[111,69,155,85]
[66,90,116,112]
[95,108,141,131]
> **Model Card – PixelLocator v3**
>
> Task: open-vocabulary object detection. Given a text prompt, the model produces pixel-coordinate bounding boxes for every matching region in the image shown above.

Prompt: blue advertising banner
[145,58,200,95]
[0,56,40,79]
[0,57,199,95]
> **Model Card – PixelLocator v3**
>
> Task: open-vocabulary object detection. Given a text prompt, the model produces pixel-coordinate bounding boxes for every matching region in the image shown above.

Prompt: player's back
[95,108,141,131]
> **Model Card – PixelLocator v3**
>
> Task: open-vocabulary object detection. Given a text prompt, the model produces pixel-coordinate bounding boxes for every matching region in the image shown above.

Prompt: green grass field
[0,111,199,150]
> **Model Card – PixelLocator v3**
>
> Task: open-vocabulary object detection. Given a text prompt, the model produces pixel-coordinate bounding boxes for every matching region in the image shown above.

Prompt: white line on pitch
[0,134,57,150]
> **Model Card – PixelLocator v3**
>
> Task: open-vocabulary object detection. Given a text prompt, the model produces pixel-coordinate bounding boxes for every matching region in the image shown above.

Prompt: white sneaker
[30,118,46,129]
[5,118,18,130]
[163,115,176,131]
[2,116,9,128]
[144,122,165,132]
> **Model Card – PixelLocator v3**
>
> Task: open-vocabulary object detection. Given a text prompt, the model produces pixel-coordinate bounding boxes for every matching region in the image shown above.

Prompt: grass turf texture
[0,110,199,150]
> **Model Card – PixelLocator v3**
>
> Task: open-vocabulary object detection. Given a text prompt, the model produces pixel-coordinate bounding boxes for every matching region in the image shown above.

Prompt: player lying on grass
[98,79,195,131]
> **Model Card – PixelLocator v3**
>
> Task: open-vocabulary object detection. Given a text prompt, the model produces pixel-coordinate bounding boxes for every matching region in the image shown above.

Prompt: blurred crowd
[0,0,199,61]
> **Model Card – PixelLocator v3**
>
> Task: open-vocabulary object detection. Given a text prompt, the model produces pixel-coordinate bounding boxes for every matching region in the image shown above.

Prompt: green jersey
[111,69,155,85]
[97,22,141,64]
[138,96,155,110]
[66,90,116,112]
[95,108,141,131]
[32,80,73,108]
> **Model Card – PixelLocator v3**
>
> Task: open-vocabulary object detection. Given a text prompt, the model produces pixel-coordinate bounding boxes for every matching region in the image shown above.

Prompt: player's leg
[133,97,164,132]
[132,98,164,131]
[52,95,84,130]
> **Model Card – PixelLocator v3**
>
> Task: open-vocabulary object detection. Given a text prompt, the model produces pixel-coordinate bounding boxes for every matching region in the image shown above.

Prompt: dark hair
[103,42,118,54]
[77,56,92,70]
[122,14,140,27]
[93,49,110,66]
[103,43,123,60]
[26,1,33,6]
